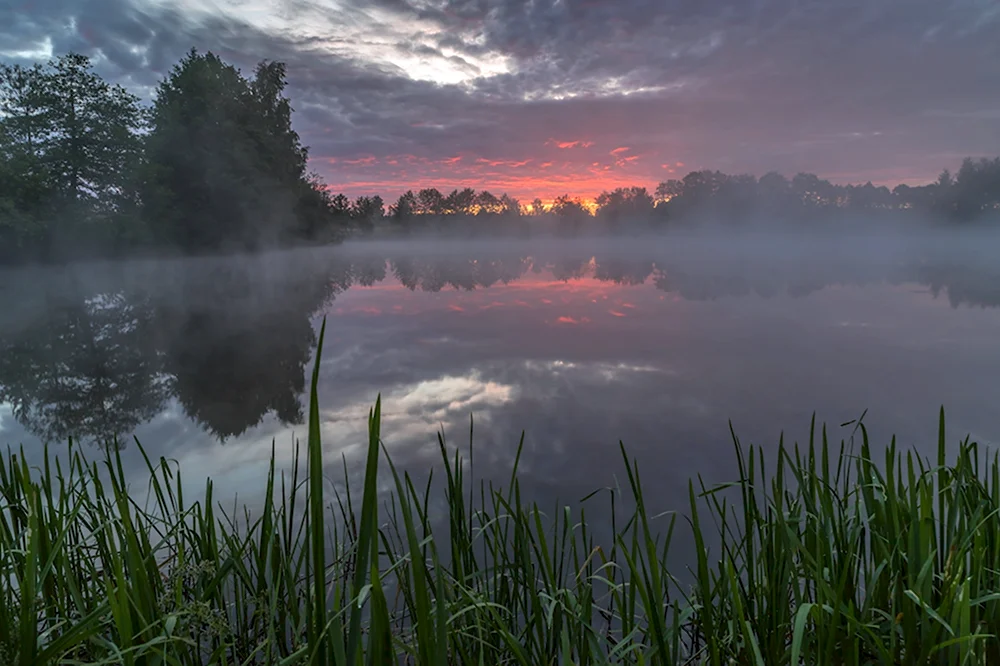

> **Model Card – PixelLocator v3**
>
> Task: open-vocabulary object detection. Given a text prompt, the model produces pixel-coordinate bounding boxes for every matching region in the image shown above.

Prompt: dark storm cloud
[5,0,1000,197]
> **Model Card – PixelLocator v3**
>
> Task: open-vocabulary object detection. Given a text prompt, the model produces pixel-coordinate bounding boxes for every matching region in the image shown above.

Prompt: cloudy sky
[6,0,1000,202]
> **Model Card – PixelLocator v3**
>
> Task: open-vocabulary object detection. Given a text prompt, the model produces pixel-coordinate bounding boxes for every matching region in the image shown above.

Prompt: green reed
[2,318,1000,664]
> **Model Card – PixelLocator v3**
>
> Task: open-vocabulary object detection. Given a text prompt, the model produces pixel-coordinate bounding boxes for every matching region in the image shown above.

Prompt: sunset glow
[320,148,674,204]
[8,0,999,203]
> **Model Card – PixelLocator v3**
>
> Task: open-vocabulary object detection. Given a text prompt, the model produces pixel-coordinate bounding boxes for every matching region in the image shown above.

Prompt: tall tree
[595,186,654,226]
[349,195,384,233]
[654,180,684,203]
[951,157,1000,220]
[444,187,477,215]
[142,50,339,251]
[499,193,521,217]
[475,190,501,215]
[552,194,589,235]
[330,193,351,216]
[0,54,144,257]
[389,190,417,222]
[295,173,349,242]
[41,55,144,207]
[757,171,791,215]
[791,172,837,209]
[417,188,444,215]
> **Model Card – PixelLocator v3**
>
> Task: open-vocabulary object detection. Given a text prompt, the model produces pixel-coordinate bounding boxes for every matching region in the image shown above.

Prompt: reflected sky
[3,237,1000,517]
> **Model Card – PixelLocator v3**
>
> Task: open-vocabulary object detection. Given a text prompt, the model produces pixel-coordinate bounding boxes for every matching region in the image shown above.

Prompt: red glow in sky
[320,142,679,205]
[14,0,995,210]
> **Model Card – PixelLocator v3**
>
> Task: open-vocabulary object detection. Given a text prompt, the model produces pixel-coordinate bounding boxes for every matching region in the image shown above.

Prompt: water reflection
[0,251,352,444]
[1,237,999,458]
[156,264,334,440]
[0,289,170,445]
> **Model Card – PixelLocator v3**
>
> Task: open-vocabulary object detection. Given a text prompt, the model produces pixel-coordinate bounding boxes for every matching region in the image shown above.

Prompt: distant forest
[2,51,1000,264]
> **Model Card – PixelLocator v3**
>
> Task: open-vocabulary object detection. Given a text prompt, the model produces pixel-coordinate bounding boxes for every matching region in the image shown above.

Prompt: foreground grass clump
[2,324,1000,664]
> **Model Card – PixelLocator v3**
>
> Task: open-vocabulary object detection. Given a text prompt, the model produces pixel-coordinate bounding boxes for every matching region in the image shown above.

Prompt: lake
[3,233,1000,517]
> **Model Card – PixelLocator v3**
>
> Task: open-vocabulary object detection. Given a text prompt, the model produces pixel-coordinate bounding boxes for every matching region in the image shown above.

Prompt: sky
[5,0,1000,203]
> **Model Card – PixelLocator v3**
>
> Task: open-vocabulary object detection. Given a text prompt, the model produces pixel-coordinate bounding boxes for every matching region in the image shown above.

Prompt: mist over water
[3,228,1000,516]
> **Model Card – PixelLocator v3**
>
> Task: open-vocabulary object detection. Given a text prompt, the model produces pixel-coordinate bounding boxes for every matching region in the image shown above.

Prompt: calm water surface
[2,235,1000,516]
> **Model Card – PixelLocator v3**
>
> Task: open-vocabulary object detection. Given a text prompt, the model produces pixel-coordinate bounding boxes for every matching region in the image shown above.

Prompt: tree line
[368,157,1000,238]
[3,50,999,263]
[0,51,356,264]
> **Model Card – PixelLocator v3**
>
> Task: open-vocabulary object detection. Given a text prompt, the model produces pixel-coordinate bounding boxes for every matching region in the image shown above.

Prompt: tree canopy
[0,54,145,260]
[141,50,342,251]
[0,50,350,263]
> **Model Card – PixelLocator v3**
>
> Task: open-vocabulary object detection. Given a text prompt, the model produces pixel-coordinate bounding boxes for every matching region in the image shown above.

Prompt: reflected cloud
[4,238,1000,515]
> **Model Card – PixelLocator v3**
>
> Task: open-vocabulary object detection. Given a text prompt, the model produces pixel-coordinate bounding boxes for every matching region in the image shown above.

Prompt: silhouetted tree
[654,180,684,203]
[791,173,837,210]
[475,190,502,215]
[389,190,417,224]
[950,158,1000,221]
[501,194,521,215]
[444,187,477,215]
[757,172,792,217]
[350,195,384,234]
[141,50,341,251]
[845,182,893,211]
[595,187,654,227]
[329,193,351,216]
[294,174,352,242]
[417,188,445,215]
[552,194,589,235]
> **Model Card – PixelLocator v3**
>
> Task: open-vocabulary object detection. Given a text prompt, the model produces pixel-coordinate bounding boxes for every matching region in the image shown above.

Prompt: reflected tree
[547,255,592,281]
[351,255,388,286]
[6,242,1000,452]
[593,257,655,285]
[387,253,532,292]
[163,311,313,440]
[0,290,171,445]
[155,262,339,441]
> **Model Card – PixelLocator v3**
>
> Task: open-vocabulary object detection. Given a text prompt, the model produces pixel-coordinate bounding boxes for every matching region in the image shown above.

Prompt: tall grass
[2,319,1000,664]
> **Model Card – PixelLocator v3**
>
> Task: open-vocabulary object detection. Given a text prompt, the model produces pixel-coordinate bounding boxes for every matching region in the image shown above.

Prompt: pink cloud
[548,139,595,149]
